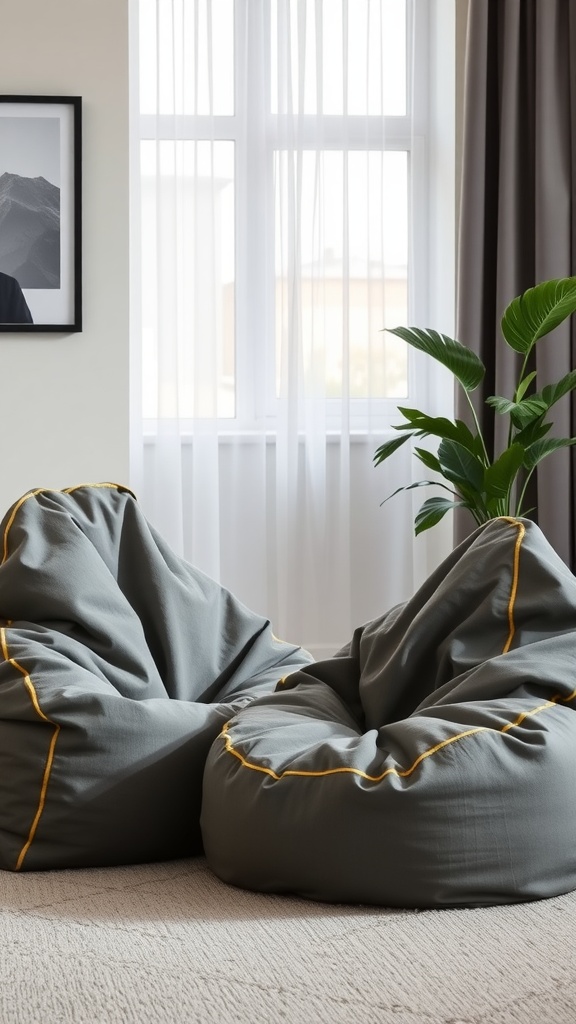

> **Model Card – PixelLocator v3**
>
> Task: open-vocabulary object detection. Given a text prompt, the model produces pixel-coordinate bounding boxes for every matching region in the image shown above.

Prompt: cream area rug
[1,857,575,1024]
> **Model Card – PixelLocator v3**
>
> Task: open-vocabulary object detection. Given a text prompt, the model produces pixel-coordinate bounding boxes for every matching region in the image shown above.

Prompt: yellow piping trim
[221,686,576,785]
[2,482,134,566]
[220,720,490,782]
[0,482,132,865]
[0,627,61,871]
[220,521,576,785]
[500,701,556,732]
[62,482,136,497]
[500,518,525,654]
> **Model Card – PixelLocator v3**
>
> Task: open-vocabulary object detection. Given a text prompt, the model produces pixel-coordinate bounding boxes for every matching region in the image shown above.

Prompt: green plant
[373,277,576,535]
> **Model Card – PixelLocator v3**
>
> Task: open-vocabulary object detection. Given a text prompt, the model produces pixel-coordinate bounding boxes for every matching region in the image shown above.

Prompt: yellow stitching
[0,482,132,865]
[62,482,136,498]
[2,483,134,565]
[221,689,576,785]
[500,701,556,732]
[0,627,61,871]
[501,519,525,654]
[221,518,552,783]
[221,720,490,782]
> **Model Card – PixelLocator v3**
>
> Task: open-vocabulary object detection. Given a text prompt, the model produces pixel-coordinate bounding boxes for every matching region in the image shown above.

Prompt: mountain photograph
[0,171,60,288]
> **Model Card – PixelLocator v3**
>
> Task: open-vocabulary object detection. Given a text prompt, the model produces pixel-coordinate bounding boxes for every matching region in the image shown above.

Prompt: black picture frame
[0,95,82,332]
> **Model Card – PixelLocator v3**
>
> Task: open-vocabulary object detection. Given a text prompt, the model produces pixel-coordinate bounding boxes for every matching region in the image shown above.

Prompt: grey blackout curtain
[456,0,576,565]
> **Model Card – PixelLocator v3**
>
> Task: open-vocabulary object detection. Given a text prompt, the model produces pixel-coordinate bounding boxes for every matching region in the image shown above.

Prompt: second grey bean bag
[201,517,576,907]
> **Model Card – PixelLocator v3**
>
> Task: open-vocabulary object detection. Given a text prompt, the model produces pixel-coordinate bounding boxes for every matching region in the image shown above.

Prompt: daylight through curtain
[133,0,454,655]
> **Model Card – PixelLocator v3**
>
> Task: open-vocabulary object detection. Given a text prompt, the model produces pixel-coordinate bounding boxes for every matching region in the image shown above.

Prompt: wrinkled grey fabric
[202,517,576,907]
[0,484,312,871]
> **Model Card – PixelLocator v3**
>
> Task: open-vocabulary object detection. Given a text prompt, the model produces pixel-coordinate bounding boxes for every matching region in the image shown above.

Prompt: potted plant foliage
[374,277,576,535]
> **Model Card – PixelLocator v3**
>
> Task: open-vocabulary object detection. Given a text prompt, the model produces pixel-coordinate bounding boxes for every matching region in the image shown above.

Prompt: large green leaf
[512,417,552,448]
[437,439,485,492]
[539,369,576,409]
[509,397,549,429]
[486,394,548,429]
[515,371,538,402]
[414,447,442,473]
[373,432,414,466]
[387,327,485,392]
[395,408,481,452]
[485,395,516,416]
[483,444,525,501]
[501,277,576,354]
[414,496,467,536]
[454,419,486,459]
[523,436,576,470]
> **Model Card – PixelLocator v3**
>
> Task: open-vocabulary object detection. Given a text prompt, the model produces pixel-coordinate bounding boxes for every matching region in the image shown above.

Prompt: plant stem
[515,468,535,518]
[464,390,490,465]
[508,352,533,449]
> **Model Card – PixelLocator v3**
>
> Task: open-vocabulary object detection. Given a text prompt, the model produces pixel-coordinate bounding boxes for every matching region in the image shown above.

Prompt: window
[137,0,438,425]
[134,0,456,653]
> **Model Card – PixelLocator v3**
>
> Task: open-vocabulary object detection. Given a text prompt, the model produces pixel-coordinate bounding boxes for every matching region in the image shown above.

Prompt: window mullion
[139,113,237,140]
[233,0,274,427]
[266,115,412,150]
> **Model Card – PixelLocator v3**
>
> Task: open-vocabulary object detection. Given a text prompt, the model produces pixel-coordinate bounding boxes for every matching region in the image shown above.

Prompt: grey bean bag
[0,484,312,871]
[201,517,576,907]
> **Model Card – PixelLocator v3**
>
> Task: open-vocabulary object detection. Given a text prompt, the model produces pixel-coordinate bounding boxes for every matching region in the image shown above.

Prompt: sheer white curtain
[133,0,455,657]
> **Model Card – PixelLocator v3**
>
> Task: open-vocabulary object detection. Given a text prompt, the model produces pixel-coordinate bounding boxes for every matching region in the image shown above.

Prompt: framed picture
[0,95,82,332]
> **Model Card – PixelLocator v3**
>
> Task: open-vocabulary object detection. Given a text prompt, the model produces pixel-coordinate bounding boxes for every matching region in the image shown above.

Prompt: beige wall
[0,0,130,514]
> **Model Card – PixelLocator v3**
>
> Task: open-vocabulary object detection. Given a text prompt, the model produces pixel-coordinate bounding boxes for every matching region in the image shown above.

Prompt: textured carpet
[1,857,575,1024]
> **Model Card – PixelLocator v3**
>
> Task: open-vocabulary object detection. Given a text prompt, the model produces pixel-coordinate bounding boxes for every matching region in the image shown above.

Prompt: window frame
[137,0,455,434]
